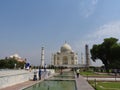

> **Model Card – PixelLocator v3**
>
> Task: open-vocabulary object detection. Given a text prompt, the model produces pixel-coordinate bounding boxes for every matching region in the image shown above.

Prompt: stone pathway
[76,75,94,90]
[0,80,43,90]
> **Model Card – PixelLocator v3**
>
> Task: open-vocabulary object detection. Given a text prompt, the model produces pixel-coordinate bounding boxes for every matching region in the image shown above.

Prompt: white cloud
[79,0,99,18]
[87,21,120,42]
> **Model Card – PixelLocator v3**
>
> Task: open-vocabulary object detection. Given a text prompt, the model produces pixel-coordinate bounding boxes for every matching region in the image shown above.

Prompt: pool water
[23,80,76,90]
[23,71,76,90]
[50,75,75,79]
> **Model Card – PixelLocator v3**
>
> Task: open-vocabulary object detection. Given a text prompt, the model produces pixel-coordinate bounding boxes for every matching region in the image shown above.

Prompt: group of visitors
[33,68,42,81]
[33,67,80,81]
[33,64,47,81]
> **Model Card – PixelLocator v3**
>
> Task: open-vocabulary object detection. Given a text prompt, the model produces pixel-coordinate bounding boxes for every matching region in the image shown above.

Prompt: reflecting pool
[23,71,76,90]
[23,80,76,90]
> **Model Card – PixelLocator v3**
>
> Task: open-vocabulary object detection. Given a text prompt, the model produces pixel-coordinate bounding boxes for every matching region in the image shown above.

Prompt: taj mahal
[52,42,78,67]
[40,42,90,68]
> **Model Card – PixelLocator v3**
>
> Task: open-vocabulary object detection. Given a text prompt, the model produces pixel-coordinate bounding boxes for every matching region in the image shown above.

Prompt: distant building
[9,54,25,62]
[52,42,78,66]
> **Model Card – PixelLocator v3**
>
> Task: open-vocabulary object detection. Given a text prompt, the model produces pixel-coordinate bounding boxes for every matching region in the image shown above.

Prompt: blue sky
[0,0,120,66]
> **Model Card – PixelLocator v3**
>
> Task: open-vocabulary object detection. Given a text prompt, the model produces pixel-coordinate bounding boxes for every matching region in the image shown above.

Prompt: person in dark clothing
[33,70,37,81]
[76,69,80,78]
[39,68,42,80]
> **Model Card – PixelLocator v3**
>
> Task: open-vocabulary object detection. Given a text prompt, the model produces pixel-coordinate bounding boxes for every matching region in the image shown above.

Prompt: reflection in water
[24,80,76,90]
[48,85,49,90]
[38,83,41,88]
[23,71,76,90]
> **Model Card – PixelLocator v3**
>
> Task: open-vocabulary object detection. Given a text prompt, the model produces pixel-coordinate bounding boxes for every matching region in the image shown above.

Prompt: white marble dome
[10,54,21,58]
[61,43,72,52]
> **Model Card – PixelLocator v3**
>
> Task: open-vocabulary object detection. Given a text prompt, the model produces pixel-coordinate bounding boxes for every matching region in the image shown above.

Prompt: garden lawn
[89,81,120,90]
[80,71,109,77]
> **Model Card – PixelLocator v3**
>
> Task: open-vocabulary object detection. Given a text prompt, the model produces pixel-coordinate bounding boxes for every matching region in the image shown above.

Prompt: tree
[110,43,120,69]
[17,61,25,69]
[90,37,120,72]
[0,59,7,69]
[0,57,25,69]
[7,58,18,69]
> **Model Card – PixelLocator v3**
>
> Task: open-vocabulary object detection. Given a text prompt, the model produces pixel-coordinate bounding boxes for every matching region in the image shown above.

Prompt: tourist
[39,68,42,80]
[25,62,30,70]
[44,64,47,72]
[33,70,37,81]
[76,69,80,78]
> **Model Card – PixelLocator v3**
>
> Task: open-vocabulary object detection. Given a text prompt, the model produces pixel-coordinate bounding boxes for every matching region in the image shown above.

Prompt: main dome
[60,43,72,52]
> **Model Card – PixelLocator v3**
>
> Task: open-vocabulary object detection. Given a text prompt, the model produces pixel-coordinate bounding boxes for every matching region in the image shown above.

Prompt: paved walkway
[0,80,43,90]
[76,75,94,90]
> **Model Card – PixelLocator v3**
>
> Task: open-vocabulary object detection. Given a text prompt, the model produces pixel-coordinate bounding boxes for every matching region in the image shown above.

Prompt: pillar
[41,47,44,67]
[85,44,90,69]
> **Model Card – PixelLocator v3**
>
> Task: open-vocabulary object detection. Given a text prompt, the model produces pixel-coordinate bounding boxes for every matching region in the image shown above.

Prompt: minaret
[85,44,90,69]
[41,47,44,67]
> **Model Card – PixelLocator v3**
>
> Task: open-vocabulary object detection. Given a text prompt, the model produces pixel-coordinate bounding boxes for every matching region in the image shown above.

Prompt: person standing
[39,68,42,80]
[44,64,47,72]
[33,70,37,81]
[76,69,80,78]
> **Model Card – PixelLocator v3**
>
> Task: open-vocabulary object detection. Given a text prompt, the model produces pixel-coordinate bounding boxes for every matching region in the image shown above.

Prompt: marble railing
[0,70,33,89]
[0,69,55,89]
